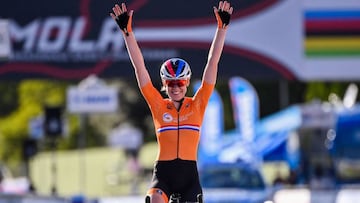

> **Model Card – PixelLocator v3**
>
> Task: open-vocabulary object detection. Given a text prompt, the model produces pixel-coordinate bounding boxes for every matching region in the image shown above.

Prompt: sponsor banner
[255,105,302,139]
[0,0,303,80]
[228,77,259,143]
[303,0,360,80]
[67,86,118,113]
[3,0,358,80]
[67,75,118,113]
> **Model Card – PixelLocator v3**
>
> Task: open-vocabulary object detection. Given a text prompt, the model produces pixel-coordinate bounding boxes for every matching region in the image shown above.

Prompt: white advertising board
[67,87,118,113]
[0,19,12,59]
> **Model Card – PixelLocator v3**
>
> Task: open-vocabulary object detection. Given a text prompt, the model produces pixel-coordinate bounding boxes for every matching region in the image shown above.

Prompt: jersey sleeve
[193,81,215,112]
[140,82,164,110]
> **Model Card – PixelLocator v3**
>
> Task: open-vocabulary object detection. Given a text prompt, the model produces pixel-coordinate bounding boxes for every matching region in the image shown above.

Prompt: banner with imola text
[3,0,359,81]
[0,0,305,81]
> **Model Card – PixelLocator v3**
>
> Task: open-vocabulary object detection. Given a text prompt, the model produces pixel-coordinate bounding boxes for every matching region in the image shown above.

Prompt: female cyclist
[110,1,233,202]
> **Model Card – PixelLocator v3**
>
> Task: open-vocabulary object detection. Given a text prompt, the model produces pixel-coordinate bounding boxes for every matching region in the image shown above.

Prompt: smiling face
[163,79,189,101]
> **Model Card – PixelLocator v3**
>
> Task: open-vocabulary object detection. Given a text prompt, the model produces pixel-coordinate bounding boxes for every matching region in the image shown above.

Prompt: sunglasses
[165,80,187,88]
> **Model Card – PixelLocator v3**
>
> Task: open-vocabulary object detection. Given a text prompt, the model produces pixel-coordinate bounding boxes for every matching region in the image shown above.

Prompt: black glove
[115,12,132,36]
[217,10,231,28]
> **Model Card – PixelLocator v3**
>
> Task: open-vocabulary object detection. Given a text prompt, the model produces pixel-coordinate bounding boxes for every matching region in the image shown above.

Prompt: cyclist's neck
[172,98,184,111]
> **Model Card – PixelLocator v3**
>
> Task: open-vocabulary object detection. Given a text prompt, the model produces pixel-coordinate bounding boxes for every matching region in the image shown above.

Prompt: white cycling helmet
[160,58,191,80]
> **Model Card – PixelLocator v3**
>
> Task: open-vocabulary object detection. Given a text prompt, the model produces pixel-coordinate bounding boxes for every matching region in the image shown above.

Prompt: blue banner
[228,77,259,143]
[331,105,360,159]
[255,105,302,169]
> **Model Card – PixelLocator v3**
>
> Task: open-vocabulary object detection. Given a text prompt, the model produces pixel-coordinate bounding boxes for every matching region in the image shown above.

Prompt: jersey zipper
[177,110,180,158]
[175,99,184,159]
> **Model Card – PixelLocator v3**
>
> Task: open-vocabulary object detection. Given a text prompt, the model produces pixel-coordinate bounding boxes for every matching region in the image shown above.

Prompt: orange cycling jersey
[141,81,214,161]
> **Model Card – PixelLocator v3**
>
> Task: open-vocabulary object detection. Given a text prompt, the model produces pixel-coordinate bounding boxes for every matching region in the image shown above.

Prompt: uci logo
[163,113,173,122]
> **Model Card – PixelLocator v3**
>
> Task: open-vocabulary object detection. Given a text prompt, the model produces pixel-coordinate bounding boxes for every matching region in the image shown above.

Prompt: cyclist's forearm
[203,28,227,84]
[208,28,227,66]
[123,32,151,87]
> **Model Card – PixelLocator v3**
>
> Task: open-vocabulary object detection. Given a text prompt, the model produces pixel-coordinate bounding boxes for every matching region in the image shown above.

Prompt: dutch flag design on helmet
[160,58,192,80]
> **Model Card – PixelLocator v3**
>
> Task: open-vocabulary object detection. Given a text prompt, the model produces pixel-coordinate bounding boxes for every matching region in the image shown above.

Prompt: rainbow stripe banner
[306,37,360,57]
[305,9,360,57]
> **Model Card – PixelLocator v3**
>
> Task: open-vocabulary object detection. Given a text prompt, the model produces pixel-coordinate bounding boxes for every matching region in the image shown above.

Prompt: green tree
[0,79,125,174]
[0,80,66,173]
[305,82,350,102]
[0,82,18,116]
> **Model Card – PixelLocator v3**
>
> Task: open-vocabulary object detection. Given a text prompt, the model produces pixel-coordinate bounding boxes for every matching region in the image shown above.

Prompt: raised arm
[202,1,233,85]
[110,3,151,88]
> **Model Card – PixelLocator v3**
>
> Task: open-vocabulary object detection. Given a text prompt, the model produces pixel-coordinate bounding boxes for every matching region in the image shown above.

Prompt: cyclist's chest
[154,100,202,129]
